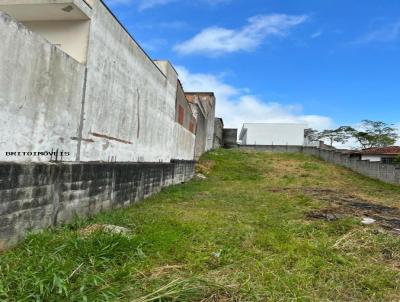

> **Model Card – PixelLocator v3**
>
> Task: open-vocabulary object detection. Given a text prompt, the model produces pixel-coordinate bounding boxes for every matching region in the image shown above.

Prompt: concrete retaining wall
[0,160,195,249]
[239,145,400,185]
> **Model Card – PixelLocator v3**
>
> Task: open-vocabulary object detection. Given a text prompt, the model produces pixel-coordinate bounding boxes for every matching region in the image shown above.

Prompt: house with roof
[358,146,400,164]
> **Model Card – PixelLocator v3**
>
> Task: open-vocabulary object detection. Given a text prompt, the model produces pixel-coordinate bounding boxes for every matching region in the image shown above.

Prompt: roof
[360,146,400,155]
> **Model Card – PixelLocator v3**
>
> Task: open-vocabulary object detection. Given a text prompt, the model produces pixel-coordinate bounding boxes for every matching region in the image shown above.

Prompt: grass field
[1,149,400,301]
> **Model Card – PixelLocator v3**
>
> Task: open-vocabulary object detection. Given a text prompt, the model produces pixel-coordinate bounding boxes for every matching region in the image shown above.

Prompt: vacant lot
[1,149,400,301]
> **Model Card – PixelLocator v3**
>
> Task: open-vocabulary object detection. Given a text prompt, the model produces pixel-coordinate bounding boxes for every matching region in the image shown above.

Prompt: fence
[238,145,400,185]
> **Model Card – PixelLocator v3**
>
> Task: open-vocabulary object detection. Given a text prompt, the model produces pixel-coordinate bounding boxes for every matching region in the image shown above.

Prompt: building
[185,92,216,159]
[223,129,238,148]
[213,118,224,149]
[173,79,197,135]
[239,123,307,146]
[358,146,400,164]
[0,0,196,162]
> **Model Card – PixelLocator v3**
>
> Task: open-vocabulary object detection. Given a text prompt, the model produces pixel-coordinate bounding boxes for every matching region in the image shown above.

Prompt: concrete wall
[0,12,86,162]
[361,155,389,162]
[223,129,238,148]
[0,0,196,162]
[0,160,195,249]
[186,93,216,158]
[175,81,195,133]
[204,98,215,152]
[240,123,307,145]
[239,145,400,185]
[190,103,206,159]
[79,2,195,162]
[213,118,224,149]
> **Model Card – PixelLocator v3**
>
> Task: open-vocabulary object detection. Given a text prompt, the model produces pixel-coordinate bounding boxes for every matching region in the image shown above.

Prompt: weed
[1,149,400,301]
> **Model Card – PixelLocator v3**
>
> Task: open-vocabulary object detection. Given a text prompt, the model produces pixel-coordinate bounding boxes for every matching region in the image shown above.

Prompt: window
[382,157,395,164]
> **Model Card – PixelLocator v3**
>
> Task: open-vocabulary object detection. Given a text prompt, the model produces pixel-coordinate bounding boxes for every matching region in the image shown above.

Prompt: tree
[317,126,351,146]
[304,128,319,141]
[395,155,400,164]
[344,120,398,149]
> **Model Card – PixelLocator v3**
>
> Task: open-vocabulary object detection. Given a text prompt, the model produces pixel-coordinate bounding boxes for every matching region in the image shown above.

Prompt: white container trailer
[239,123,307,145]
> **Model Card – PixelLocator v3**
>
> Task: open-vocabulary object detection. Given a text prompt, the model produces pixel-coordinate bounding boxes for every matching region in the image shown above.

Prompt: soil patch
[268,187,400,231]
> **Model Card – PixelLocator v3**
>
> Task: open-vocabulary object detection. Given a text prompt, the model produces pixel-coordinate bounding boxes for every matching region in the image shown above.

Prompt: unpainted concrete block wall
[0,160,195,249]
[302,147,400,185]
[223,129,238,148]
[239,145,400,185]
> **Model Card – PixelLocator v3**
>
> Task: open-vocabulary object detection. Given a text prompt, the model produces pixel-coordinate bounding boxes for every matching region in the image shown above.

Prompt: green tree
[304,128,319,141]
[345,120,398,148]
[317,126,351,146]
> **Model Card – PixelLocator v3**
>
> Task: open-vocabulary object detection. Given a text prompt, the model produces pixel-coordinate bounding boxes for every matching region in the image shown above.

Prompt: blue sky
[105,0,399,131]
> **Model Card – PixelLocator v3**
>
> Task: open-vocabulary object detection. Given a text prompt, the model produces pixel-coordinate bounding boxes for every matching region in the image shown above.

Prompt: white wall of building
[240,123,307,146]
[23,20,90,63]
[361,155,383,162]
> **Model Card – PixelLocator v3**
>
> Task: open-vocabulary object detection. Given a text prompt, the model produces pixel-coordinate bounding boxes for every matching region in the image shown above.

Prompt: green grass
[1,149,400,301]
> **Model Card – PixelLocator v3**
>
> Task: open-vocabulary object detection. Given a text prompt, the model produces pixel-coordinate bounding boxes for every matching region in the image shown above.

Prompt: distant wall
[174,82,195,133]
[361,155,384,162]
[223,129,238,148]
[204,100,215,152]
[241,123,306,145]
[213,119,224,149]
[0,160,195,249]
[191,104,206,160]
[239,145,400,185]
[186,93,216,157]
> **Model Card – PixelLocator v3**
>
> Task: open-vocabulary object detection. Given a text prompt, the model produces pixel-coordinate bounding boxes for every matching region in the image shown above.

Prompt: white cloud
[105,0,230,10]
[310,30,322,38]
[104,0,134,5]
[138,0,175,11]
[104,0,175,10]
[174,14,308,55]
[353,21,400,44]
[176,66,333,130]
